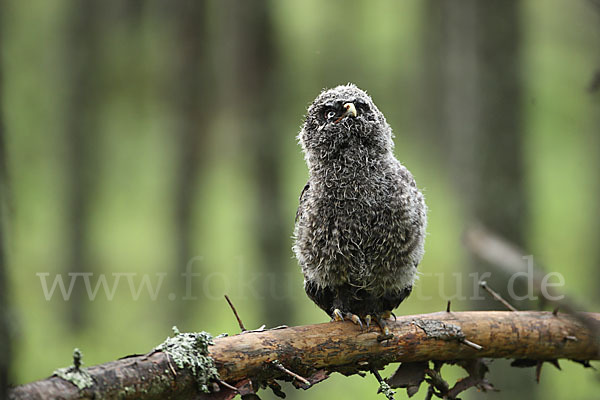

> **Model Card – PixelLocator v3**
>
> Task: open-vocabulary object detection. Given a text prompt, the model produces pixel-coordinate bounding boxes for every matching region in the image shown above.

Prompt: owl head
[298,84,394,159]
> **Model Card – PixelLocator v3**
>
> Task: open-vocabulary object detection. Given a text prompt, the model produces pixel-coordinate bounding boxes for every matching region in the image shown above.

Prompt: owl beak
[335,102,358,123]
[342,102,357,118]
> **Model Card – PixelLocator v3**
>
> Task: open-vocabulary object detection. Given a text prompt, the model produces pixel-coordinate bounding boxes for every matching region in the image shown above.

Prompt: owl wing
[295,182,310,223]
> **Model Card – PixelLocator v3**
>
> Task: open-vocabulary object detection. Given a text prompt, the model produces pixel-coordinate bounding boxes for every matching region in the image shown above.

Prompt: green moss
[53,348,94,390]
[155,326,219,393]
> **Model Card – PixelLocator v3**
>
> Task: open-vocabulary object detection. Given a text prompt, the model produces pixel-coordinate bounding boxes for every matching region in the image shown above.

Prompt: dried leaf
[570,359,596,370]
[237,379,256,396]
[267,380,286,398]
[240,395,261,400]
[386,362,428,389]
[406,385,420,397]
[446,359,497,398]
[425,369,449,394]
[511,359,537,368]
[290,369,329,389]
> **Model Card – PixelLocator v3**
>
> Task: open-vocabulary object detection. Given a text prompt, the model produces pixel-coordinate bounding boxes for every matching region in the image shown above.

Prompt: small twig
[589,70,600,93]
[271,360,311,387]
[165,353,177,377]
[72,348,83,370]
[371,368,396,400]
[224,294,247,332]
[370,368,384,382]
[460,338,483,351]
[466,225,600,345]
[479,281,518,312]
[218,379,238,392]
[446,300,451,312]
[243,324,267,334]
[553,306,560,316]
[548,359,561,370]
[424,385,434,400]
[424,368,449,395]
[535,361,543,383]
[269,325,289,330]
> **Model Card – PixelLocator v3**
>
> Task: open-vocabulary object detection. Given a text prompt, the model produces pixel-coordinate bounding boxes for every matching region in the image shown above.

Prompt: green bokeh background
[2,0,599,399]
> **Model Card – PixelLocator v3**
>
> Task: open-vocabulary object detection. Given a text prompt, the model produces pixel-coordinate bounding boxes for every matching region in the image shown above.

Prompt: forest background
[0,1,599,399]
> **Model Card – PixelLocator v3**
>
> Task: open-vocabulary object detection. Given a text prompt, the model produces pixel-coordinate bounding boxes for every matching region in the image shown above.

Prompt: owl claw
[364,314,372,329]
[375,315,394,342]
[331,310,365,330]
[332,309,344,322]
[347,313,363,330]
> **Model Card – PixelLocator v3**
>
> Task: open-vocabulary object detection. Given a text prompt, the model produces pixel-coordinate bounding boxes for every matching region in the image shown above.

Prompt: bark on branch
[9,311,600,400]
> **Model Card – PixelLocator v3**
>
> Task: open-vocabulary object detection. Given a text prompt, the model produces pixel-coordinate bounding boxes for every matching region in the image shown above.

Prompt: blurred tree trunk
[595,81,600,306]
[222,0,294,327]
[591,0,600,306]
[0,215,8,399]
[0,0,12,394]
[118,0,144,25]
[162,0,211,323]
[421,1,534,398]
[0,157,9,399]
[63,0,103,330]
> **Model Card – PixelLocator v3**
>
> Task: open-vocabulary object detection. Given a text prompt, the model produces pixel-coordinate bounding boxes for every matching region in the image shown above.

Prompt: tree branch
[464,225,600,341]
[9,311,600,400]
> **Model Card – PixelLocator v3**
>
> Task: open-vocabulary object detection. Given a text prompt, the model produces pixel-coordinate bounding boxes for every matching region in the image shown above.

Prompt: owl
[293,84,427,338]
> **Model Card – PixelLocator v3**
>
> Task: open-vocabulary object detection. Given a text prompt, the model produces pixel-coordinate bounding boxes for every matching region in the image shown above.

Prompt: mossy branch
[9,311,600,400]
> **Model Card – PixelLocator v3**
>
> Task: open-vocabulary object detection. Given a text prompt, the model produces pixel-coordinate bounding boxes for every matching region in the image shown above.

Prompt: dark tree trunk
[160,0,211,324]
[597,84,600,306]
[595,85,600,306]
[0,220,8,399]
[590,0,600,306]
[421,0,534,398]
[222,0,294,327]
[63,0,103,330]
[423,0,526,238]
[118,0,144,25]
[0,178,9,400]
[0,0,12,395]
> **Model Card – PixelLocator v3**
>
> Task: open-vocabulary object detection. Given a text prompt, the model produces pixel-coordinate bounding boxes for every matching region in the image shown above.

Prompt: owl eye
[324,109,337,120]
[355,99,369,112]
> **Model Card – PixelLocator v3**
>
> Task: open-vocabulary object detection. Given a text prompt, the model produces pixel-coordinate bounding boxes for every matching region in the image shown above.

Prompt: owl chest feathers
[297,155,424,292]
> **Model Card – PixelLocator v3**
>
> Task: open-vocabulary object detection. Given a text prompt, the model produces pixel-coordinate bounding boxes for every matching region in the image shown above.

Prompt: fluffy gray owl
[293,84,427,338]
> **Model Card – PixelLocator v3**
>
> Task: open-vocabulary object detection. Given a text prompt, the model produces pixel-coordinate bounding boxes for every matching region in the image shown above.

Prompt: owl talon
[364,314,372,329]
[375,315,394,341]
[347,313,363,330]
[332,309,344,322]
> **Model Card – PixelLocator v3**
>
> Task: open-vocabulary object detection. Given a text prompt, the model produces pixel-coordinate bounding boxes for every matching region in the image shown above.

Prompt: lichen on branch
[155,326,219,393]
